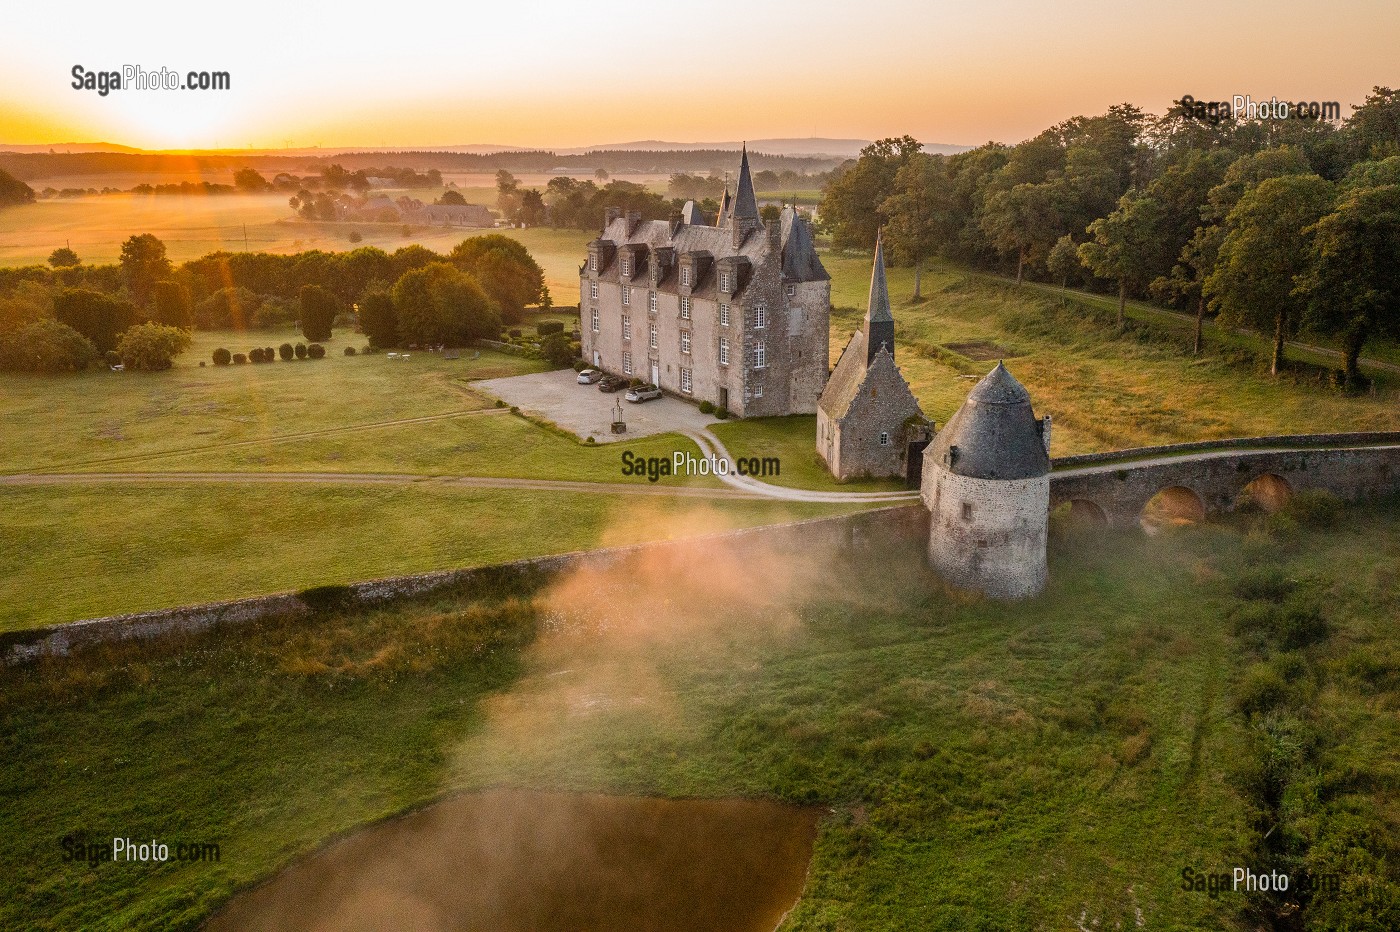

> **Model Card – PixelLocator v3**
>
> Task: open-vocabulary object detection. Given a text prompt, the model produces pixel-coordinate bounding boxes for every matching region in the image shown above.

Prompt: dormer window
[590,257,598,272]
[621,257,631,276]
[720,271,731,292]
[682,267,692,286]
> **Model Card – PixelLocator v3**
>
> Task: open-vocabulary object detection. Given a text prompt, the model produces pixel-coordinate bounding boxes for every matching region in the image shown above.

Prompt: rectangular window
[621,314,631,340]
[786,284,796,297]
[754,341,766,369]
[648,323,657,349]
[879,431,890,446]
[621,258,631,276]
[753,385,763,398]
[720,271,730,292]
[590,257,598,272]
[719,303,730,326]
[590,281,598,299]
[649,291,657,312]
[590,308,599,333]
[680,296,690,319]
[681,267,691,286]
[622,287,630,306]
[680,367,692,394]
[680,330,691,354]
[623,351,633,375]
[719,337,729,366]
[754,305,766,329]
[962,502,974,521]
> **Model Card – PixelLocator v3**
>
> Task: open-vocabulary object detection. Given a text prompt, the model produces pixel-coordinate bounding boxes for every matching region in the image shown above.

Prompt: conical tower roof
[866,230,893,324]
[732,144,759,222]
[928,362,1049,480]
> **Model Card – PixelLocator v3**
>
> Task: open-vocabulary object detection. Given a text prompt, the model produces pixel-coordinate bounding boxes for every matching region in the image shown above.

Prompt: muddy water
[206,791,821,932]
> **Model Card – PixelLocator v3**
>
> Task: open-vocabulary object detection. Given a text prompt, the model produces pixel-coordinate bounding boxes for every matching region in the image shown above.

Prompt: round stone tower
[920,362,1051,599]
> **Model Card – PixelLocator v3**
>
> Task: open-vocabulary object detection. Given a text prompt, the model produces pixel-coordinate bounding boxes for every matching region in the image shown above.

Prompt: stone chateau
[817,232,926,480]
[578,148,830,417]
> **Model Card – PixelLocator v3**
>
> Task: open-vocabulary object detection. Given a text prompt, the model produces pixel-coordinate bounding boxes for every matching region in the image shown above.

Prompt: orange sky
[3,0,1396,150]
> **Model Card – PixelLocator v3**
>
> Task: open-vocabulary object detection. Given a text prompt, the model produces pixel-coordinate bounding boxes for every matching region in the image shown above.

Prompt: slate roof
[732,145,759,222]
[781,207,830,282]
[681,200,709,225]
[818,329,869,418]
[867,232,893,323]
[927,362,1049,480]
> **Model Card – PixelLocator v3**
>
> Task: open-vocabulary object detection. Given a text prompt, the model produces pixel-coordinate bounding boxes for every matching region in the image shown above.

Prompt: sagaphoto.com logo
[72,65,230,96]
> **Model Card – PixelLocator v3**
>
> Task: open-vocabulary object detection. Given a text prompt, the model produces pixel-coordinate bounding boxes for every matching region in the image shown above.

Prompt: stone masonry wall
[3,505,928,666]
[924,467,1049,599]
[831,353,923,480]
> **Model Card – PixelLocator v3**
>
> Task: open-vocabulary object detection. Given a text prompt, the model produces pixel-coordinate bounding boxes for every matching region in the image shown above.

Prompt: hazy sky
[3,0,1396,150]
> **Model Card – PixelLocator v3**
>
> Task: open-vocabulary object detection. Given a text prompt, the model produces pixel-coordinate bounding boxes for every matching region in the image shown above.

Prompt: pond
[206,790,821,932]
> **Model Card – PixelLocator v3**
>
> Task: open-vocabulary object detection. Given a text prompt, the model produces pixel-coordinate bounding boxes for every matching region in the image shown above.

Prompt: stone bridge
[1049,432,1400,528]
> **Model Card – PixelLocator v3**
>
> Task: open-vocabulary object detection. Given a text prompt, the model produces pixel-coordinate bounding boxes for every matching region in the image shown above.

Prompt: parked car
[598,374,629,393]
[625,383,663,403]
[577,368,603,385]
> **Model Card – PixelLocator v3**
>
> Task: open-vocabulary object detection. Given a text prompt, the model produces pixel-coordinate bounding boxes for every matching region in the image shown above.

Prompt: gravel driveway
[474,370,719,443]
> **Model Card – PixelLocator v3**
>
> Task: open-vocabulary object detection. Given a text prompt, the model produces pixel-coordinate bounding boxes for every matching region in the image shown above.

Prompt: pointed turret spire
[730,143,762,247]
[863,229,895,365]
[733,143,759,222]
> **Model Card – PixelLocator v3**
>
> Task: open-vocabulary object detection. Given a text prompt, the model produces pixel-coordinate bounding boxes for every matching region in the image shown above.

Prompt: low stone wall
[1052,431,1400,470]
[2,505,927,666]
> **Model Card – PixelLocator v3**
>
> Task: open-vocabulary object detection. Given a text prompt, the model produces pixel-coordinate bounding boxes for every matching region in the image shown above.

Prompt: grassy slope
[6,508,1397,929]
[823,256,1400,456]
[0,485,861,631]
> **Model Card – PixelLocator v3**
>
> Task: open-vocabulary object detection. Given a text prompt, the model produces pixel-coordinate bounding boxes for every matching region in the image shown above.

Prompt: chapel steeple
[863,230,895,365]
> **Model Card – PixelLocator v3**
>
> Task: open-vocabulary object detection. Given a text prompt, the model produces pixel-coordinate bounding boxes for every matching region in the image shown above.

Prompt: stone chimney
[626,209,642,237]
[1039,415,1053,455]
[766,219,781,251]
[604,206,621,230]
[669,209,683,237]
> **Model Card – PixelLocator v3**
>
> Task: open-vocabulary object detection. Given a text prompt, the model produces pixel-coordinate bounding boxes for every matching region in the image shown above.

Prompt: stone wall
[828,352,923,480]
[3,505,928,666]
[1051,443,1400,527]
[924,467,1049,599]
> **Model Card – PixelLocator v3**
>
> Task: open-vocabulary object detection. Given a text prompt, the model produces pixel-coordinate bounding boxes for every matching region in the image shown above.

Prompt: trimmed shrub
[115,322,191,372]
[213,347,231,366]
[698,400,716,414]
[537,320,565,336]
[344,346,357,356]
[0,318,98,373]
[572,359,587,372]
[233,353,248,364]
[264,347,274,362]
[307,343,326,359]
[278,342,294,361]
[539,332,573,367]
[294,342,308,359]
[249,347,265,363]
[715,407,731,419]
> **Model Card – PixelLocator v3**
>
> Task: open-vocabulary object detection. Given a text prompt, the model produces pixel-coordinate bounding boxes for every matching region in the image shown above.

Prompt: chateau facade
[579,149,830,417]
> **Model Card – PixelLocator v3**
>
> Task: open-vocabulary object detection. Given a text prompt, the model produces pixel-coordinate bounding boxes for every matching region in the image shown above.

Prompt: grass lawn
[820,254,1400,455]
[6,504,1396,929]
[0,484,864,631]
[0,329,551,473]
[710,415,906,492]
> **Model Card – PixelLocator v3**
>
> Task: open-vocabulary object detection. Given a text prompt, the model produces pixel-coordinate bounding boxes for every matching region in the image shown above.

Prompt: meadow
[4,498,1396,930]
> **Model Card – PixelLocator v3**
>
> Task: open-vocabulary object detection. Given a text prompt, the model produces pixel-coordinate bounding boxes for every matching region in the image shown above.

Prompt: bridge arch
[1066,499,1108,525]
[1240,472,1292,513]
[1140,485,1206,532]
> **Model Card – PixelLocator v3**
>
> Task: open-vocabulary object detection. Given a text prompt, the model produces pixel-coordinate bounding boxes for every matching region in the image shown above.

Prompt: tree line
[0,233,551,374]
[823,87,1400,388]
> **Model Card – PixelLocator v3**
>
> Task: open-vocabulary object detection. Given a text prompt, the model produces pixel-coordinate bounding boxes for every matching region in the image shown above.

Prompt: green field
[0,485,860,631]
[5,501,1396,929]
[0,196,595,303]
[822,255,1400,455]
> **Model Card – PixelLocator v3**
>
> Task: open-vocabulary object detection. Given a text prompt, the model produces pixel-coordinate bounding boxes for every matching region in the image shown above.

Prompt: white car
[577,368,603,385]
[625,384,663,403]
